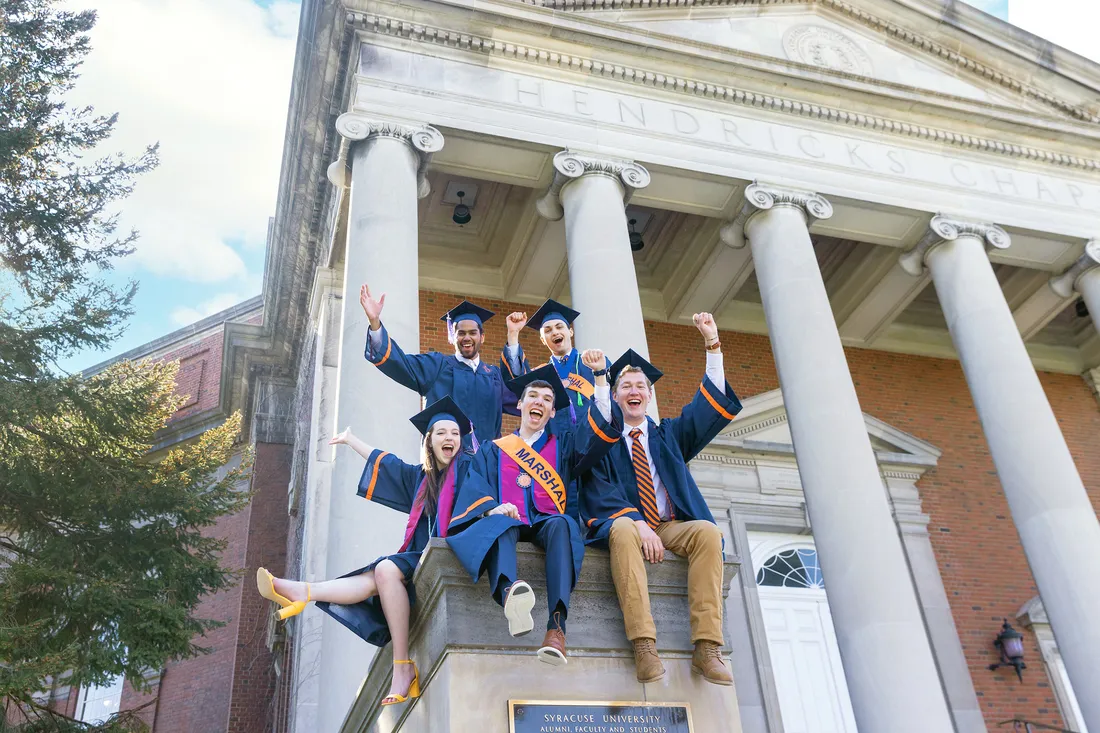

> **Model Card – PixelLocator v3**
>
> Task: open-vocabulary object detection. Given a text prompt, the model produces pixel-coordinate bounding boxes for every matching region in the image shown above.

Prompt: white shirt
[368,326,480,370]
[519,428,545,446]
[594,351,726,521]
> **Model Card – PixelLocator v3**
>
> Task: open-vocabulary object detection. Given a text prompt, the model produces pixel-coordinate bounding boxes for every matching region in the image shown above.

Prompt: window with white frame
[76,675,124,725]
[1018,597,1088,733]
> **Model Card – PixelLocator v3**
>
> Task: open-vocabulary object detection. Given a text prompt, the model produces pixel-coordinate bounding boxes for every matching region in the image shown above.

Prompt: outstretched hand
[581,349,605,371]
[360,284,385,329]
[693,312,718,343]
[330,426,352,445]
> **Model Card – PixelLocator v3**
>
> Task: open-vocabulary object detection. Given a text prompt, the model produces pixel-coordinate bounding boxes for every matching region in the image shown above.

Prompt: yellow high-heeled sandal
[256,567,293,608]
[380,660,420,706]
[276,583,310,621]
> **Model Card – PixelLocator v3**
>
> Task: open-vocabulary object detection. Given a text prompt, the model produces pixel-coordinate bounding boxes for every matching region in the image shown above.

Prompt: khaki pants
[608,517,724,644]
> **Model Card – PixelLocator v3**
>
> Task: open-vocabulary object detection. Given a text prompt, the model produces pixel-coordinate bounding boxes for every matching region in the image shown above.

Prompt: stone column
[901,216,1100,731]
[311,113,443,733]
[1050,239,1100,340]
[737,183,954,732]
[536,151,651,363]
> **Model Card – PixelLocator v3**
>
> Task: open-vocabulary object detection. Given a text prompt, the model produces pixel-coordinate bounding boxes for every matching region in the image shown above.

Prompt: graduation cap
[440,300,495,344]
[507,363,571,410]
[526,298,580,332]
[409,396,473,436]
[608,349,664,389]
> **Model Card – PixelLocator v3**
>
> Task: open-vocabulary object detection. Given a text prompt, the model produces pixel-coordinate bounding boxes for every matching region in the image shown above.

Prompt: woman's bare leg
[271,573,377,604]
[375,560,415,699]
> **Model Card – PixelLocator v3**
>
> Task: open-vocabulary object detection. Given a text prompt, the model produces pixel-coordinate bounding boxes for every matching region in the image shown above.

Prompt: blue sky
[61,0,1096,372]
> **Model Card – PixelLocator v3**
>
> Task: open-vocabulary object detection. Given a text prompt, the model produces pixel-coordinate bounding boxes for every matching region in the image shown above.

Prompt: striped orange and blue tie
[630,428,661,529]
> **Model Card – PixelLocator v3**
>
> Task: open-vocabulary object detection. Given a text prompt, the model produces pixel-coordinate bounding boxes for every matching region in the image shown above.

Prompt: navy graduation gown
[366,323,518,445]
[582,375,742,546]
[316,449,473,647]
[445,406,621,586]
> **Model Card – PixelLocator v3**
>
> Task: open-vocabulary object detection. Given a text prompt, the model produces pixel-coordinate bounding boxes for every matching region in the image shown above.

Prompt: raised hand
[581,348,605,371]
[489,502,521,520]
[692,312,719,343]
[360,284,386,330]
[505,312,528,344]
[329,426,352,445]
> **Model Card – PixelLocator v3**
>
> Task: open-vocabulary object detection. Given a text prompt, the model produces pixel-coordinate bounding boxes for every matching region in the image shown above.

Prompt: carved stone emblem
[782,25,874,77]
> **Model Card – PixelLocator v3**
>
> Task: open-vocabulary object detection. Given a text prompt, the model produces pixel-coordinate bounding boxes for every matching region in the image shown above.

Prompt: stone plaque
[509,700,693,733]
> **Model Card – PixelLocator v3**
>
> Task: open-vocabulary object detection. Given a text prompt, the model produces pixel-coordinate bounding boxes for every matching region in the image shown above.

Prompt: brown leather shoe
[632,638,666,683]
[538,627,568,666]
[692,640,733,686]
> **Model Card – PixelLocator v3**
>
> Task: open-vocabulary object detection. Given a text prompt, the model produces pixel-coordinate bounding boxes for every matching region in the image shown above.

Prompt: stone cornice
[535,150,650,220]
[899,213,1011,276]
[1049,240,1100,298]
[350,11,1100,173]
[516,0,1100,125]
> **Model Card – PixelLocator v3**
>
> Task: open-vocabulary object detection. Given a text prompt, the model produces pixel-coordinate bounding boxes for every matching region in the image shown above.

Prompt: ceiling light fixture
[452,191,472,225]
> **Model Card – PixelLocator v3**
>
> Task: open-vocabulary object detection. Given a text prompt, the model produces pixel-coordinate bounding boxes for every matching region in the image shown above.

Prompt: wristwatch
[592,368,608,377]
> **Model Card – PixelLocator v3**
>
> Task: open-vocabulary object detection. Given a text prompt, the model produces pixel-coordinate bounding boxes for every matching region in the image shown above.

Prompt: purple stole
[499,435,560,524]
[398,461,458,552]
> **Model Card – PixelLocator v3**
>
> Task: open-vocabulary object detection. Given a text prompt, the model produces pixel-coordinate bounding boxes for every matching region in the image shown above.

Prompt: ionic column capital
[899,214,1011,277]
[721,181,833,248]
[535,150,650,221]
[1049,240,1100,298]
[326,113,445,198]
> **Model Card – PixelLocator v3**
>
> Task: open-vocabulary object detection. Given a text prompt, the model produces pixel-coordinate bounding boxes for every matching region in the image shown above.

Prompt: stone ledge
[343,539,739,732]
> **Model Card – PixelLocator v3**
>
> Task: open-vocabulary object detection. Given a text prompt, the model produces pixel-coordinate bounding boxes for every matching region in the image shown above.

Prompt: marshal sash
[564,373,595,399]
[494,434,567,515]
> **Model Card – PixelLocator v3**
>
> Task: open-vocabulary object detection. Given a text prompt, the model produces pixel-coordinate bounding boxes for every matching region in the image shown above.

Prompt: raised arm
[569,349,622,476]
[667,313,742,461]
[501,311,531,380]
[360,283,444,395]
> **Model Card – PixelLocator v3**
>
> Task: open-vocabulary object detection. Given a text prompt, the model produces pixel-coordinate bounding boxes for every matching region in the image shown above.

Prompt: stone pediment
[705,389,941,466]
[613,8,1028,109]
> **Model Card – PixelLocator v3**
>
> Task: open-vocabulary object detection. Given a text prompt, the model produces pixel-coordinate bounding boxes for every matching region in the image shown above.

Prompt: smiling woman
[255,397,476,707]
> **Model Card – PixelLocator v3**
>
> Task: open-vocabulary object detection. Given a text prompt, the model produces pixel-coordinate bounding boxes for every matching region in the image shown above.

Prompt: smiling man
[360,284,517,448]
[582,314,743,686]
[502,299,611,437]
[446,360,621,666]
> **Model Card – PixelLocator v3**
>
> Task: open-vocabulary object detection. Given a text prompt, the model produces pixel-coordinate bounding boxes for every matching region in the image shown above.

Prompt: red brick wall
[228,442,292,733]
[158,330,225,423]
[418,288,1100,729]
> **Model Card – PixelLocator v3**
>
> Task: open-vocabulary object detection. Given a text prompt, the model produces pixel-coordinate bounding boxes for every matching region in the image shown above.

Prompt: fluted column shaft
[538,151,652,364]
[742,184,954,732]
[314,114,443,733]
[914,218,1100,730]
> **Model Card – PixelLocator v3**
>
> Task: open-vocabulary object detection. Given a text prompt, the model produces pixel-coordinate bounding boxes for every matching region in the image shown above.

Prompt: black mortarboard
[608,349,664,388]
[409,396,473,436]
[526,298,581,332]
[440,300,495,344]
[440,300,495,329]
[507,363,571,410]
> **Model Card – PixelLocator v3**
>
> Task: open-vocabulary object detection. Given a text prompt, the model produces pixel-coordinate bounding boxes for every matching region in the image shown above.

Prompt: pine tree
[1,1,252,728]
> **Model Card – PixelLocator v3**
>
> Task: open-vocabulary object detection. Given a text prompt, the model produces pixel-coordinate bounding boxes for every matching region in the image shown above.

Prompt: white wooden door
[750,534,858,733]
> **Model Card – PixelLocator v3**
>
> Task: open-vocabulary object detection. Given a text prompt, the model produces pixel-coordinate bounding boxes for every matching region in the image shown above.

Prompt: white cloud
[1010,0,1100,62]
[170,291,253,327]
[66,0,299,282]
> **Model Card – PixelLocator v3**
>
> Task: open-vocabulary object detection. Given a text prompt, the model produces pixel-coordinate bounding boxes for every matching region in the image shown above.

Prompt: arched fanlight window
[755,547,825,589]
